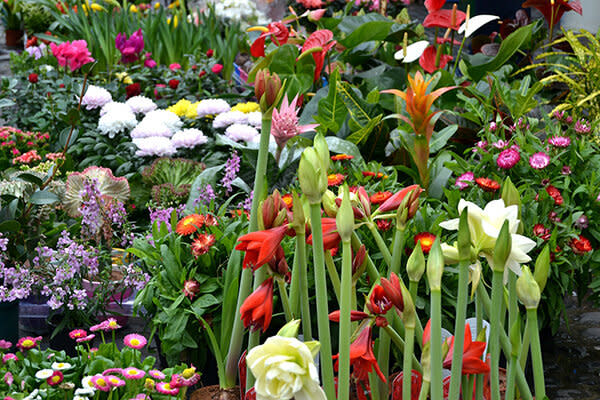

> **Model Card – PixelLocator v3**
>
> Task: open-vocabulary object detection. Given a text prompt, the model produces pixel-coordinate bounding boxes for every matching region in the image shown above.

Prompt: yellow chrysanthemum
[167,99,193,117]
[231,102,260,114]
[168,0,180,9]
[115,72,133,85]
[154,2,160,9]
[185,102,201,119]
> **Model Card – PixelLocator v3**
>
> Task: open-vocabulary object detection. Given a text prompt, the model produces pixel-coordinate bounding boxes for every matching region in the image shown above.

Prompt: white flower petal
[394,40,429,63]
[459,15,500,38]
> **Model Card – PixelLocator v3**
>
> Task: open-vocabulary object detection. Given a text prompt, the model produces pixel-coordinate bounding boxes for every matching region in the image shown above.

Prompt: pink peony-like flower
[156,382,179,395]
[497,148,520,169]
[50,40,94,72]
[123,334,147,350]
[211,64,223,74]
[122,367,146,380]
[169,63,181,70]
[548,136,571,148]
[271,94,318,149]
[529,152,550,169]
[455,171,474,190]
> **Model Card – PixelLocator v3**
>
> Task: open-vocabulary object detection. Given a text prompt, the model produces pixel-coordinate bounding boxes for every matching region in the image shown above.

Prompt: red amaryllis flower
[125,83,141,98]
[545,185,563,206]
[475,177,500,192]
[521,0,582,30]
[191,233,215,258]
[419,45,453,74]
[370,191,392,205]
[414,232,436,254]
[376,219,392,231]
[240,277,274,332]
[176,214,205,235]
[366,285,393,315]
[307,218,341,250]
[250,22,289,58]
[443,323,490,375]
[346,325,386,383]
[183,280,201,299]
[532,224,550,241]
[391,369,422,400]
[235,225,288,271]
[380,272,404,311]
[327,173,345,186]
[301,29,337,82]
[378,184,423,214]
[328,310,370,322]
[570,235,592,254]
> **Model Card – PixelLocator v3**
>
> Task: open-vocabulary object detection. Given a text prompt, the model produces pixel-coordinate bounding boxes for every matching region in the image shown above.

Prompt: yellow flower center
[183,217,194,226]
[57,363,64,368]
[97,378,107,386]
[127,369,137,374]
[108,321,117,327]
[130,338,140,346]
[51,376,61,383]
[164,383,172,390]
[182,367,195,379]
[109,377,120,384]
[22,339,34,347]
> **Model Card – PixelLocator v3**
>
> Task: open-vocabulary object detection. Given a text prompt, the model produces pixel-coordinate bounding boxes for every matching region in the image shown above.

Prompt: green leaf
[313,69,347,133]
[338,14,394,48]
[0,220,20,233]
[29,190,60,205]
[186,166,223,211]
[15,173,43,186]
[345,115,383,145]
[325,137,363,161]
[429,125,458,154]
[191,294,220,316]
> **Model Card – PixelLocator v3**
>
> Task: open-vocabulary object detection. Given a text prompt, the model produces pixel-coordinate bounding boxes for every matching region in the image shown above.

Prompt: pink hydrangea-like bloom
[0,340,11,350]
[123,334,147,350]
[50,40,94,72]
[548,136,571,148]
[122,367,146,380]
[271,94,318,149]
[529,152,550,169]
[455,171,474,190]
[115,29,144,64]
[497,148,520,169]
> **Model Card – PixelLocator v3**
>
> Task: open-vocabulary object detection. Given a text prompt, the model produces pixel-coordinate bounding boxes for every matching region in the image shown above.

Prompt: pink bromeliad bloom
[50,40,94,72]
[529,152,550,169]
[271,94,318,149]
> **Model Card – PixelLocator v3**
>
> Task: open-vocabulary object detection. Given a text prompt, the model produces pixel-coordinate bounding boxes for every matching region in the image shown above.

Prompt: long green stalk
[367,222,392,267]
[382,325,422,373]
[309,203,336,400]
[324,252,341,304]
[528,309,545,400]
[403,326,416,400]
[475,293,484,400]
[417,380,430,400]
[277,277,292,322]
[296,234,312,340]
[489,270,504,400]
[408,280,424,350]
[505,350,518,400]
[430,290,443,400]
[289,240,301,317]
[338,240,353,400]
[448,260,470,400]
[519,318,531,372]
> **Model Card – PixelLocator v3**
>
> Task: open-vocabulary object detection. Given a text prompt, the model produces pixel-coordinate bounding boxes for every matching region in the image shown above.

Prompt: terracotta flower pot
[190,385,240,400]
[5,29,23,47]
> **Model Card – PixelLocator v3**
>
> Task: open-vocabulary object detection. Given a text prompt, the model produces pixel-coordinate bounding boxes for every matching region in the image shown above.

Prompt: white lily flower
[394,40,430,63]
[459,15,500,38]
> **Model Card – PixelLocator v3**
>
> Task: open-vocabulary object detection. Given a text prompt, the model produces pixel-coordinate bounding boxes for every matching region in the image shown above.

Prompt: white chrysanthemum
[35,369,54,380]
[130,119,172,139]
[100,102,130,117]
[213,111,248,129]
[247,111,262,128]
[143,110,183,133]
[98,107,137,139]
[81,85,112,110]
[225,123,259,142]
[196,99,231,117]
[171,128,209,149]
[133,137,177,157]
[126,96,157,114]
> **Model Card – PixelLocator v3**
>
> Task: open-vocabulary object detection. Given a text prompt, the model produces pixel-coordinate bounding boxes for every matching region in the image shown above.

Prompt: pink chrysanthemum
[271,94,318,149]
[156,382,180,395]
[69,329,87,340]
[455,172,474,190]
[548,136,571,148]
[497,148,520,169]
[123,334,147,350]
[90,375,111,392]
[122,367,145,380]
[106,375,126,388]
[529,152,550,169]
[149,370,166,380]
[170,366,201,388]
[76,334,95,343]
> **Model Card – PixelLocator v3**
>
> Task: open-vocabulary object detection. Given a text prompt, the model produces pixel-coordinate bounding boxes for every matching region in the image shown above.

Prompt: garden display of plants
[0,0,599,399]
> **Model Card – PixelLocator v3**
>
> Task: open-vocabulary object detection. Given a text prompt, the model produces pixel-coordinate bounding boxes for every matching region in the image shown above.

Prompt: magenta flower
[489,122,497,132]
[50,40,94,72]
[548,136,571,148]
[123,334,147,350]
[529,152,550,169]
[16,336,42,352]
[2,353,17,363]
[169,63,181,70]
[497,148,520,169]
[144,53,157,68]
[149,370,166,380]
[211,64,223,74]
[106,375,126,388]
[122,367,146,380]
[474,140,488,153]
[76,334,95,343]
[574,119,591,134]
[102,368,123,375]
[561,165,572,175]
[0,340,11,350]
[455,171,474,190]
[90,375,111,392]
[492,140,507,149]
[170,366,201,387]
[115,29,145,63]
[156,382,180,395]
[271,94,318,149]
[3,371,13,387]
[69,329,87,340]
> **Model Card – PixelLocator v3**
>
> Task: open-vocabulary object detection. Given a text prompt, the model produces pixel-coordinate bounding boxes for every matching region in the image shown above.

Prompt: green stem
[367,222,392,267]
[448,260,470,400]
[505,353,518,400]
[351,233,380,282]
[390,226,406,274]
[224,267,251,388]
[309,203,336,400]
[289,239,301,317]
[338,240,353,400]
[324,252,341,304]
[519,318,531,372]
[452,36,467,76]
[489,270,504,400]
[475,293,484,400]
[277,277,292,322]
[528,309,545,400]
[296,233,312,340]
[430,290,443,400]
[408,280,424,350]
[418,380,430,400]
[403,326,416,400]
[508,272,518,335]
[382,325,422,373]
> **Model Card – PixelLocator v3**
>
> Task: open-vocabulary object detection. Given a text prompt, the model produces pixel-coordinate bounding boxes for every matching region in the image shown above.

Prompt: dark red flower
[419,45,453,74]
[380,272,404,311]
[183,280,201,299]
[414,232,436,254]
[168,79,180,90]
[521,0,582,30]
[199,70,206,78]
[378,184,423,214]
[475,177,500,192]
[570,235,592,254]
[370,191,392,205]
[366,285,393,315]
[206,49,214,58]
[391,370,422,400]
[250,22,290,58]
[26,36,38,48]
[376,220,392,231]
[443,323,490,375]
[235,225,288,271]
[533,224,550,241]
[545,185,563,206]
[307,218,341,251]
[47,370,64,386]
[28,73,38,84]
[125,83,141,98]
[328,310,370,322]
[240,277,274,332]
[301,29,337,82]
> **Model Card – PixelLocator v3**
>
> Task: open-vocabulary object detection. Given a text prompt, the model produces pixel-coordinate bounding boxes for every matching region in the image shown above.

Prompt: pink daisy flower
[548,136,571,148]
[529,152,550,169]
[69,329,87,340]
[16,336,42,351]
[106,375,126,388]
[170,366,201,387]
[89,322,105,332]
[76,334,95,343]
[123,334,147,350]
[122,367,146,380]
[492,140,507,149]
[0,340,11,349]
[149,370,166,380]
[90,375,111,392]
[497,148,520,169]
[455,171,474,190]
[156,382,180,395]
[104,318,122,331]
[2,353,17,363]
[102,368,123,375]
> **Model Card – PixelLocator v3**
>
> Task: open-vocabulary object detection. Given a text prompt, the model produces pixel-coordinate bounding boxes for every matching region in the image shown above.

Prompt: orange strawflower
[327,173,345,186]
[331,154,354,161]
[414,232,436,254]
[176,214,205,235]
[282,193,293,209]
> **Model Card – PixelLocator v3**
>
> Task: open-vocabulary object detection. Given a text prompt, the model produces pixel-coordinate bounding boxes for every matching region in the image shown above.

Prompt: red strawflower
[28,73,39,83]
[240,277,274,332]
[307,218,341,251]
[183,280,201,299]
[331,154,354,161]
[191,233,215,258]
[250,22,290,58]
[532,224,550,241]
[204,214,218,226]
[443,323,490,375]
[235,225,288,271]
[26,36,38,48]
[370,191,392,205]
[414,232,436,254]
[168,79,180,90]
[176,214,205,236]
[362,171,386,179]
[570,235,592,254]
[327,173,345,186]
[475,177,500,192]
[545,185,563,206]
[125,83,141,98]
[301,29,337,82]
[199,70,206,78]
[419,45,453,74]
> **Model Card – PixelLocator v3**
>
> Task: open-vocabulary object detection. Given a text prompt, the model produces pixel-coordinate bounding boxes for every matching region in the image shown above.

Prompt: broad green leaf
[325,136,363,161]
[29,190,60,205]
[430,125,458,153]
[313,69,347,133]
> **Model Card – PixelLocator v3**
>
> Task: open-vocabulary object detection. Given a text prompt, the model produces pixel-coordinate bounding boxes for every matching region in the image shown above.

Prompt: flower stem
[309,203,336,400]
[528,308,545,400]
[430,289,443,400]
[489,270,503,400]
[448,260,470,400]
[382,325,422,373]
[294,233,312,339]
[351,233,380,282]
[505,351,518,400]
[367,222,392,267]
[402,326,416,400]
[289,241,301,317]
[276,277,292,322]
[338,240,353,400]
[417,380,430,400]
[519,318,531,372]
[475,293,484,400]
[324,252,341,304]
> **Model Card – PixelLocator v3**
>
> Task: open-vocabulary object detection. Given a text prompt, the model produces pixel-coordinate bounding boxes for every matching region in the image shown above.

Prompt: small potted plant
[0,0,23,47]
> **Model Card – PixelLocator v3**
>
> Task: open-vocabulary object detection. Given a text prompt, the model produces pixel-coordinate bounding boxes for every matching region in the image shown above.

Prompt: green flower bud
[492,220,512,272]
[516,266,541,309]
[533,244,550,293]
[400,279,416,328]
[407,244,425,283]
[336,185,354,242]
[458,208,471,262]
[313,133,330,173]
[298,147,327,204]
[420,341,431,382]
[427,238,444,292]
[277,319,301,338]
[510,318,521,357]
[441,242,460,264]
[322,190,338,217]
[501,176,521,208]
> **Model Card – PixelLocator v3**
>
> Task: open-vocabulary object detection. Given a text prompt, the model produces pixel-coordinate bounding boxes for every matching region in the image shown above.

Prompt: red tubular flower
[377,184,423,214]
[391,370,422,400]
[521,0,582,30]
[380,272,404,311]
[235,225,288,271]
[240,277,274,332]
[352,244,366,275]
[414,232,436,254]
[250,22,290,58]
[301,29,337,82]
[475,177,500,192]
[328,310,370,322]
[366,285,393,315]
[419,45,453,74]
[307,218,341,250]
[443,323,490,375]
[570,235,592,254]
[347,326,386,383]
[545,185,563,206]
